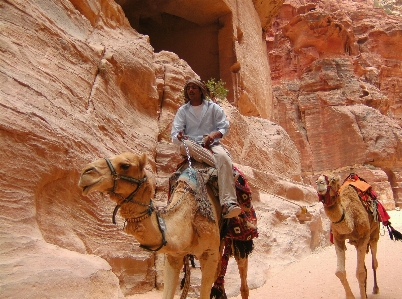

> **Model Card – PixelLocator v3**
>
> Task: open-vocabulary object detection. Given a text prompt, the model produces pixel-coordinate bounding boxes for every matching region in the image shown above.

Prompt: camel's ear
[138,153,147,171]
[333,175,341,184]
[328,175,339,185]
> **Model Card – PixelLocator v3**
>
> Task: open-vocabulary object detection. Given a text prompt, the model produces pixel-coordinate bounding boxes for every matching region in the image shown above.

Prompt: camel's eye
[84,167,95,174]
[120,163,130,170]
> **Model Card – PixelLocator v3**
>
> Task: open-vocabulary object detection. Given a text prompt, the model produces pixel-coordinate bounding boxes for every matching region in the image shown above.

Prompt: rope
[248,180,318,209]
[182,139,192,169]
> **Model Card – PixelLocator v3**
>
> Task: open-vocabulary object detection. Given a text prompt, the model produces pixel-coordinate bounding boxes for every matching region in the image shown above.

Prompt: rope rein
[160,187,192,215]
[248,180,318,209]
[182,139,192,169]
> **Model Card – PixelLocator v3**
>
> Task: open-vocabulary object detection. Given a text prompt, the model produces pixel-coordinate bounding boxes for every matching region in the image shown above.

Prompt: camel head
[78,152,153,202]
[316,174,341,206]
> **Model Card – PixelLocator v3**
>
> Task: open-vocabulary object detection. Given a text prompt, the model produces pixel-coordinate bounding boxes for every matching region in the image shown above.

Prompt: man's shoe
[223,203,241,218]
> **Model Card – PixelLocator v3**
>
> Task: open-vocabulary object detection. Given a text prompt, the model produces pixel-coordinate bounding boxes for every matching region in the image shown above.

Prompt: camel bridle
[318,185,340,207]
[104,158,167,251]
[104,158,149,223]
[317,175,345,224]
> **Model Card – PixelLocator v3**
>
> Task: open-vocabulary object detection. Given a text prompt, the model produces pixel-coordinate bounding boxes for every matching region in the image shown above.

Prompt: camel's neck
[323,196,344,223]
[111,173,167,251]
[124,212,165,250]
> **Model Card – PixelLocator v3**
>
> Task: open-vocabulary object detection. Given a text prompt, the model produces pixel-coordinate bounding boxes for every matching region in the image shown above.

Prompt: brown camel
[316,174,380,299]
[78,152,252,299]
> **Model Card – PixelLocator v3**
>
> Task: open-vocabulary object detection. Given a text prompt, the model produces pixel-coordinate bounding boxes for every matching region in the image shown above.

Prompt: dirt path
[129,210,402,299]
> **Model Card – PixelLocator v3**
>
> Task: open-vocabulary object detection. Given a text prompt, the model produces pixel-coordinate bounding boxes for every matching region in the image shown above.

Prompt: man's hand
[177,131,184,141]
[203,131,222,148]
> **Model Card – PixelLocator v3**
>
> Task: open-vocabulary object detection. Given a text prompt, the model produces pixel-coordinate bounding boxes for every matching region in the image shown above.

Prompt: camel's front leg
[199,249,220,299]
[334,239,355,299]
[163,255,183,299]
[370,240,379,294]
[235,256,249,299]
[355,243,368,299]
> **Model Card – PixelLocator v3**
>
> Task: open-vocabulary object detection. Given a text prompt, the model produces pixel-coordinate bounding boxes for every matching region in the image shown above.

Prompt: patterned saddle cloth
[168,159,258,241]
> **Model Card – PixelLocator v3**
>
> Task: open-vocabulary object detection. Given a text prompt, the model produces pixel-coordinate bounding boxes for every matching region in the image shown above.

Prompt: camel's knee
[356,268,367,283]
[335,270,347,282]
[372,257,378,270]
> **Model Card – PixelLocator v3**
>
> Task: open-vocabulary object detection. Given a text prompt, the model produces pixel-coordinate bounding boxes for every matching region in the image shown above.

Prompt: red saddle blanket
[341,173,390,224]
[224,166,258,241]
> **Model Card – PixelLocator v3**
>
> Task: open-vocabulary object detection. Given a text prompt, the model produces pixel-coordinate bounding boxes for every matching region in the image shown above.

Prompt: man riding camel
[171,79,241,218]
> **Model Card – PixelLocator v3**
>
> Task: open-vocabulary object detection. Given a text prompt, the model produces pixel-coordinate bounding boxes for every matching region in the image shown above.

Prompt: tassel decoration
[386,222,402,241]
[210,285,227,299]
[180,255,190,292]
[180,276,185,290]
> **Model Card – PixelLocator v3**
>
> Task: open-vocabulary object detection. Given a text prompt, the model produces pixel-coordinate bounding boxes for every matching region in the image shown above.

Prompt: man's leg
[211,145,241,218]
[179,140,215,166]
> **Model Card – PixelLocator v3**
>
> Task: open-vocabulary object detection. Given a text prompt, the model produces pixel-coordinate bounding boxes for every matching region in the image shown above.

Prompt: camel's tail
[385,222,402,241]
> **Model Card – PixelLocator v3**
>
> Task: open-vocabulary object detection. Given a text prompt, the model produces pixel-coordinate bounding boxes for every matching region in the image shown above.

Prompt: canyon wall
[1,0,401,298]
[268,0,402,208]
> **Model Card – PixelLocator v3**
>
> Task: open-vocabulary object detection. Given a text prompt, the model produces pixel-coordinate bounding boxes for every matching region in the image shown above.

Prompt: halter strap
[332,208,346,224]
[104,158,167,251]
[139,210,168,252]
[104,158,148,224]
[104,158,147,190]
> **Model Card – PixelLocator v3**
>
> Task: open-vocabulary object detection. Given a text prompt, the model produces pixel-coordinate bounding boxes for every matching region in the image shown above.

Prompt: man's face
[186,83,202,101]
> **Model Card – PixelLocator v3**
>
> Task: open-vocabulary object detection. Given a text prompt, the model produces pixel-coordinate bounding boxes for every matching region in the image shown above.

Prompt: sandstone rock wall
[1,0,158,297]
[2,0,400,298]
[1,0,321,298]
[117,0,279,119]
[267,0,402,207]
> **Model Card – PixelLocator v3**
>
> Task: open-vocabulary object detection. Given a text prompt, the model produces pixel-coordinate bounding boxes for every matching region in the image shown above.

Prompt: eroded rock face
[0,0,321,298]
[1,0,159,297]
[2,0,400,298]
[268,0,402,207]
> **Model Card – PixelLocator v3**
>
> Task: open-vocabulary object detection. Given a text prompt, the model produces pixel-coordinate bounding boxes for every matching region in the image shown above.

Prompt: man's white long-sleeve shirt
[171,100,229,145]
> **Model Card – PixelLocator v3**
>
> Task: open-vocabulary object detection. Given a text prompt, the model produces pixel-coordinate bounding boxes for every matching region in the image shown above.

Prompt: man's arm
[171,108,186,144]
[214,104,229,138]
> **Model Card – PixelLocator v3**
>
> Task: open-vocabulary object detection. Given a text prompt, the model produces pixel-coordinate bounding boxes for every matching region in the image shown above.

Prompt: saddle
[168,159,258,241]
[341,173,402,242]
[341,173,389,224]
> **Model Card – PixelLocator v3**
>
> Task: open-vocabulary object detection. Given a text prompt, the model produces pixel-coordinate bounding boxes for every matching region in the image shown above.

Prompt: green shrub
[204,78,229,101]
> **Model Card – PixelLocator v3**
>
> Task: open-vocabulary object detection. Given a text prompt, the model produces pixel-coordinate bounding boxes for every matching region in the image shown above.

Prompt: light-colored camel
[78,152,222,299]
[316,174,380,299]
[79,152,252,299]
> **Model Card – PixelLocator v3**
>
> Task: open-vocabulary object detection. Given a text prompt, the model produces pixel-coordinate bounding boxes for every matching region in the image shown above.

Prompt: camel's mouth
[79,177,103,196]
[316,179,328,195]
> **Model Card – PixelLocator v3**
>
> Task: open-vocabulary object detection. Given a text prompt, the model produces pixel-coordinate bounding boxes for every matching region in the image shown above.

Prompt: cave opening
[116,0,233,83]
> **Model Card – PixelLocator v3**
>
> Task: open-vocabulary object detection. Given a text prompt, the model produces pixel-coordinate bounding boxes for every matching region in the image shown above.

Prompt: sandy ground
[128,210,402,299]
